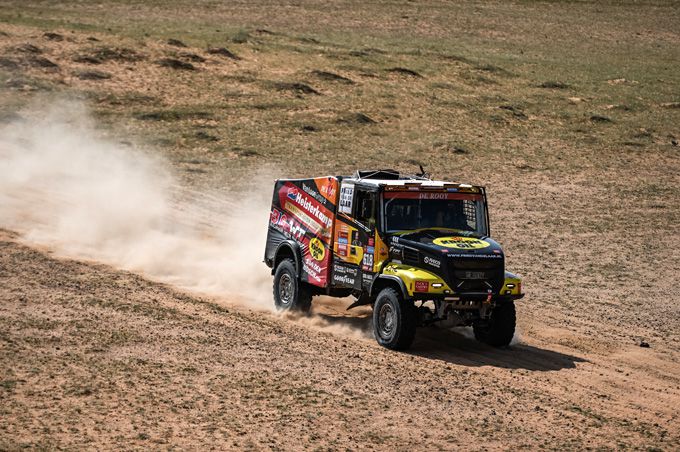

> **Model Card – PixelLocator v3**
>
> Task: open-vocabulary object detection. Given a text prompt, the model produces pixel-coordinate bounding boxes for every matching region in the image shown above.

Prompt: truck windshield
[383,194,487,236]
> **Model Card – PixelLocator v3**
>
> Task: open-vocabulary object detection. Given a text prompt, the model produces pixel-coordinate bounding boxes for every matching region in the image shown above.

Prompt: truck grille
[403,247,419,263]
[449,257,504,292]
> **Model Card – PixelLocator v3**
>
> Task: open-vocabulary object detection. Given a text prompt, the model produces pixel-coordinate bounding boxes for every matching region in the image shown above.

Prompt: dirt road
[2,229,678,450]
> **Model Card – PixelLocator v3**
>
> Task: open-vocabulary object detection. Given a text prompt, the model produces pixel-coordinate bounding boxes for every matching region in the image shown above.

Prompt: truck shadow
[410,328,587,371]
[314,311,585,372]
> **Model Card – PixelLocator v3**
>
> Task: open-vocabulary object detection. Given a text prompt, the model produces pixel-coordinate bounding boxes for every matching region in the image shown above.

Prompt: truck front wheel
[372,287,417,350]
[273,258,311,312]
[473,301,516,347]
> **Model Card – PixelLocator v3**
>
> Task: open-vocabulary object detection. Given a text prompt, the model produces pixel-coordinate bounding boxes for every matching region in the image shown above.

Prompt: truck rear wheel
[273,258,311,312]
[473,301,516,347]
[372,287,416,350]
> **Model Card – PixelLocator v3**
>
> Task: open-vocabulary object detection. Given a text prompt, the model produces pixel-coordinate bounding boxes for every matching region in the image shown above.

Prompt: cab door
[331,183,377,289]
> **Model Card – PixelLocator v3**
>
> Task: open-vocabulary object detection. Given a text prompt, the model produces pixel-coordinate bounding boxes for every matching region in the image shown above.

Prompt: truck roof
[343,169,483,192]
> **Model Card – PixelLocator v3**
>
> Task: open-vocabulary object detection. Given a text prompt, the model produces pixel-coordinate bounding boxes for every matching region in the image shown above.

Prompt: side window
[354,189,377,229]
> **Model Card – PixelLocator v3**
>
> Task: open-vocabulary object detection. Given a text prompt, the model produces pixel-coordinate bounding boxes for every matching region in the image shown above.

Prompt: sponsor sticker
[339,184,354,214]
[414,280,429,292]
[309,237,325,261]
[433,236,491,249]
[423,256,441,268]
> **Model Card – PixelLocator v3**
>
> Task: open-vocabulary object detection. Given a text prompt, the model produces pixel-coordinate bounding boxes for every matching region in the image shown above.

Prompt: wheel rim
[378,303,396,340]
[278,273,294,306]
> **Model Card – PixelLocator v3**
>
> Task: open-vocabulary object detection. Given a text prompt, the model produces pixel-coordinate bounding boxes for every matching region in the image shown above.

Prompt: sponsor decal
[337,243,347,255]
[332,273,356,285]
[302,182,328,206]
[270,208,305,240]
[284,184,333,229]
[366,246,375,254]
[423,256,441,268]
[383,191,483,201]
[334,264,358,276]
[433,236,491,249]
[368,238,374,247]
[414,280,429,292]
[309,237,325,261]
[315,177,337,203]
[337,237,348,245]
[332,265,357,286]
[302,255,324,284]
[339,184,354,214]
[447,253,502,259]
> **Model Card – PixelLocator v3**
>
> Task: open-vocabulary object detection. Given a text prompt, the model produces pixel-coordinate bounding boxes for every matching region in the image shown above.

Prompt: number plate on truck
[464,271,486,279]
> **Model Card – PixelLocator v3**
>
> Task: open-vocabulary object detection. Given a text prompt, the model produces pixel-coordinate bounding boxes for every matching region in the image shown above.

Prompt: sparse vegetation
[0,0,679,450]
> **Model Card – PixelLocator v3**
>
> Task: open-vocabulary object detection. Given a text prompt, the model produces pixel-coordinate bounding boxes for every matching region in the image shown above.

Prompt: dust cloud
[0,99,374,339]
[0,100,273,310]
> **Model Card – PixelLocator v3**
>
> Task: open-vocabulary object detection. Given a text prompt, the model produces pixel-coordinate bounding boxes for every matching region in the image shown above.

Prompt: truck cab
[265,169,523,350]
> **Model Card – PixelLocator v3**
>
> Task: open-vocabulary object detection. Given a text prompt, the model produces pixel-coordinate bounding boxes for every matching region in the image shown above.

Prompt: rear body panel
[265,176,339,288]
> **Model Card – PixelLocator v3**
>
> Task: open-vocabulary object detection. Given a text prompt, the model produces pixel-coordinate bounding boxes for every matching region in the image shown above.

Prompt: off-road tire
[372,287,417,350]
[273,258,312,312]
[473,301,516,347]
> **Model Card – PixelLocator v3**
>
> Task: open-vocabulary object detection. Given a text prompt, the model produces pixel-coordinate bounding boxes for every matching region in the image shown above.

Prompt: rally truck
[264,169,523,350]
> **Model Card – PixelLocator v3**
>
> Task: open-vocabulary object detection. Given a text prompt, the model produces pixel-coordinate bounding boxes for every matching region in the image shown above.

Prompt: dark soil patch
[272,82,320,95]
[0,57,19,70]
[499,105,528,120]
[442,54,473,64]
[539,81,570,89]
[195,131,219,141]
[27,57,59,69]
[254,28,276,35]
[311,70,354,84]
[338,112,376,124]
[94,47,144,62]
[86,36,100,42]
[660,102,680,109]
[157,58,195,70]
[73,55,102,65]
[387,67,422,77]
[76,70,112,80]
[167,38,187,48]
[475,63,511,75]
[234,148,259,157]
[14,43,42,54]
[179,52,206,63]
[207,47,241,60]
[43,32,64,41]
[590,115,612,123]
[299,36,320,44]
[135,110,212,121]
[301,125,318,132]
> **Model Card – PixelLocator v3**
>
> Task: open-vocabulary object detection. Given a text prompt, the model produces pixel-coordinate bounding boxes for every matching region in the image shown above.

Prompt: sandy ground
[1,228,679,450]
[1,3,680,449]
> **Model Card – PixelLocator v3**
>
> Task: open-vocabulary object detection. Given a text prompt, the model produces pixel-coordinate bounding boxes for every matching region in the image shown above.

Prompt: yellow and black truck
[264,169,523,350]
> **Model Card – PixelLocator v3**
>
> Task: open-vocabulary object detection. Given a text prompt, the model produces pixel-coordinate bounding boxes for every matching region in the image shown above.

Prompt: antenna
[417,164,430,179]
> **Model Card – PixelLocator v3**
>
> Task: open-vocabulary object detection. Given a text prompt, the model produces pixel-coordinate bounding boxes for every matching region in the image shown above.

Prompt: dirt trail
[2,230,678,450]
